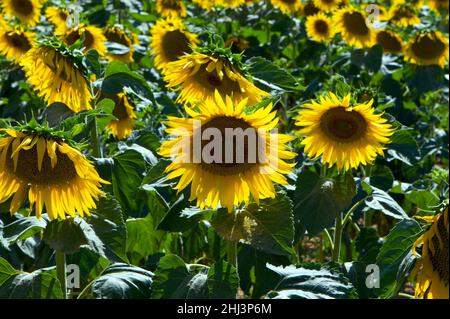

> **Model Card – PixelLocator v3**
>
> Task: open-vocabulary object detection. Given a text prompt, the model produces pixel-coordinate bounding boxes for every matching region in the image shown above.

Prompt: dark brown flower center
[429,209,449,287]
[303,1,320,16]
[105,29,129,46]
[376,31,402,53]
[314,20,329,35]
[411,34,447,60]
[162,0,182,9]
[320,107,368,142]
[194,64,242,98]
[65,29,95,51]
[12,0,33,16]
[343,11,369,36]
[6,140,78,185]
[5,32,32,52]
[161,30,191,62]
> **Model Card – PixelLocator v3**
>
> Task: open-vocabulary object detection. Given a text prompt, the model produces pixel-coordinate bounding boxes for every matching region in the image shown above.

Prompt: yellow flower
[62,25,107,56]
[428,0,449,12]
[192,0,216,10]
[156,0,187,18]
[0,129,109,220]
[334,7,375,48]
[312,0,344,12]
[305,12,336,43]
[270,0,303,15]
[105,92,137,140]
[217,0,247,8]
[387,4,421,27]
[159,91,296,210]
[405,31,449,68]
[0,25,34,63]
[104,26,137,64]
[413,207,449,299]
[45,6,70,34]
[301,0,320,16]
[375,29,404,54]
[1,0,42,27]
[295,92,394,171]
[164,52,270,106]
[149,17,198,72]
[20,45,93,112]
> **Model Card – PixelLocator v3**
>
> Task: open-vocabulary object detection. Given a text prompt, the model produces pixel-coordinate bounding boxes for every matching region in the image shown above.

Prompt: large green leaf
[364,186,409,220]
[386,130,420,166]
[2,216,46,245]
[207,261,239,299]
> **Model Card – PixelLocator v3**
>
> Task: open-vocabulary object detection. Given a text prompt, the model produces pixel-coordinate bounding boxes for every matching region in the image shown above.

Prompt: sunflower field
[0,0,448,302]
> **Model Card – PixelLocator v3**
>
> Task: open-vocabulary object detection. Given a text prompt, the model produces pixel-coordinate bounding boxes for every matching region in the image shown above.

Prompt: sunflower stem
[90,120,102,158]
[56,250,67,299]
[227,240,237,267]
[332,213,343,263]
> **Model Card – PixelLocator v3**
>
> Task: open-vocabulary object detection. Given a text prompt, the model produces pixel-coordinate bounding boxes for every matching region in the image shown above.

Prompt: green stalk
[227,240,237,266]
[90,123,101,158]
[56,251,67,299]
[332,213,343,263]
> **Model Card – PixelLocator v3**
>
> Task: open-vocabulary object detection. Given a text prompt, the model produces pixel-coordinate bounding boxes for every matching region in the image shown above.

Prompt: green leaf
[294,171,356,236]
[355,228,384,264]
[386,130,420,166]
[2,216,46,245]
[212,195,295,256]
[247,57,301,91]
[405,190,440,211]
[367,165,394,191]
[207,261,239,299]
[364,186,409,220]
[0,257,20,286]
[376,219,422,298]
[364,45,382,72]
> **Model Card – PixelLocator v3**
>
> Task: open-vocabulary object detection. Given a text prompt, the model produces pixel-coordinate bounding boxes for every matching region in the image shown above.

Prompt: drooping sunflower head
[150,17,199,72]
[159,91,296,210]
[62,25,107,56]
[45,6,70,34]
[270,0,303,15]
[225,36,250,53]
[103,92,137,140]
[312,0,345,12]
[0,126,109,220]
[104,26,136,64]
[156,0,187,18]
[295,92,395,171]
[405,31,449,68]
[164,45,270,106]
[334,7,375,48]
[19,38,93,113]
[1,0,42,27]
[0,25,34,63]
[387,4,421,27]
[305,12,336,43]
[375,29,404,54]
[413,207,449,299]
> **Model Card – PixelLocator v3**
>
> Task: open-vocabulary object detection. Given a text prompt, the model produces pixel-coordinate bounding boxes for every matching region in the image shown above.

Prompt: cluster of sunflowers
[0,0,448,300]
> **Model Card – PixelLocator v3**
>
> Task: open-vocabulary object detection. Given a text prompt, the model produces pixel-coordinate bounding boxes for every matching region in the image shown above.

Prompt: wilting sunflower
[0,128,109,220]
[156,0,187,18]
[1,0,42,27]
[312,0,343,12]
[295,92,394,171]
[305,13,336,43]
[387,4,421,27]
[150,17,198,72]
[375,29,404,54]
[104,26,136,64]
[164,50,270,106]
[159,91,296,210]
[0,26,34,63]
[20,40,93,112]
[428,0,449,12]
[45,6,70,34]
[62,25,107,56]
[270,0,303,15]
[413,207,449,299]
[104,92,137,140]
[405,31,449,68]
[334,7,375,48]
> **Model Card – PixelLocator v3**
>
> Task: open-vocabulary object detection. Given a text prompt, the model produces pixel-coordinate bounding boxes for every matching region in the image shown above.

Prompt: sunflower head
[19,37,93,113]
[156,0,187,18]
[149,17,199,72]
[334,7,375,48]
[1,0,42,27]
[225,36,250,53]
[0,124,109,220]
[405,31,449,68]
[312,0,345,12]
[192,0,216,10]
[164,39,270,106]
[295,92,395,171]
[413,207,449,299]
[428,0,449,13]
[356,88,378,106]
[159,90,296,210]
[103,92,137,140]
[62,25,107,55]
[45,6,70,34]
[305,12,336,43]
[0,25,34,63]
[104,26,136,64]
[217,0,247,8]
[301,0,320,16]
[387,3,421,27]
[375,29,404,54]
[270,0,303,15]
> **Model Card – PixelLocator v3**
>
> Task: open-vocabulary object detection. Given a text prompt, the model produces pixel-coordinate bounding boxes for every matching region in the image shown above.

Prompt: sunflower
[404,31,449,68]
[0,128,109,220]
[225,36,250,52]
[159,91,296,210]
[301,0,320,16]
[270,0,303,15]
[156,0,187,18]
[0,26,34,63]
[312,0,343,12]
[0,0,42,27]
[149,17,199,72]
[62,25,107,56]
[164,52,270,106]
[104,92,137,140]
[305,12,336,43]
[428,0,449,12]
[192,0,215,10]
[334,7,375,48]
[20,43,93,113]
[413,207,449,299]
[104,26,136,64]
[294,92,394,171]
[45,6,70,34]
[387,4,421,27]
[217,0,247,8]
[375,29,404,54]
